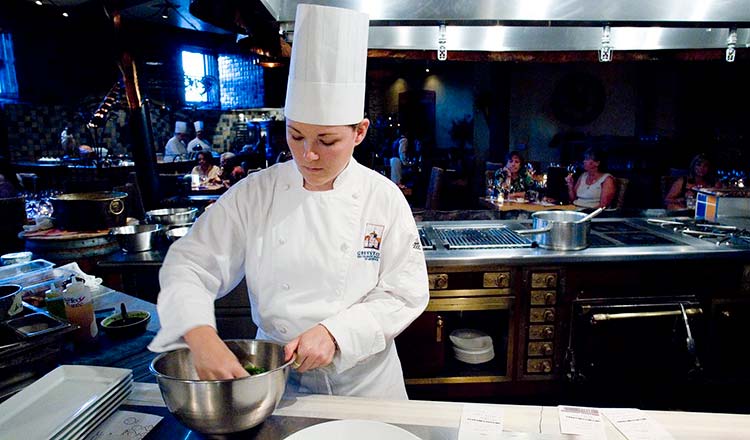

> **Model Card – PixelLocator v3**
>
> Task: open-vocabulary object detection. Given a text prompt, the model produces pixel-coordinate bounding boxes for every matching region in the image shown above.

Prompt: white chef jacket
[187,137,212,152]
[149,158,430,399]
[164,136,187,161]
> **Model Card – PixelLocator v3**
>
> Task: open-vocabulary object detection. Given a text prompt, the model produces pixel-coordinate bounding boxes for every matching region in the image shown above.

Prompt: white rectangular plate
[0,365,132,440]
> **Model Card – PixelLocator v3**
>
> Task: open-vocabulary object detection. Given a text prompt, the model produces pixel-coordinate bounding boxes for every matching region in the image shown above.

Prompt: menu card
[458,403,505,440]
[602,408,675,440]
[558,405,606,439]
[84,410,163,440]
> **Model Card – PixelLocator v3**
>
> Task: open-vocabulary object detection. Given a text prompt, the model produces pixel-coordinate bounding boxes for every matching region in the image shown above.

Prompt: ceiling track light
[599,25,612,62]
[437,24,447,61]
[726,27,737,62]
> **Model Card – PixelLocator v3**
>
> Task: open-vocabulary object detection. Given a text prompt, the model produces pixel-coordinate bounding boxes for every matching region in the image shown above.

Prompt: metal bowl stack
[149,339,293,434]
[144,208,198,226]
[109,224,163,252]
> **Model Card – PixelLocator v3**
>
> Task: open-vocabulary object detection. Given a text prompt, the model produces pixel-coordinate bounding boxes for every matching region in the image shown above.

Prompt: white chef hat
[194,121,204,132]
[284,4,369,126]
[175,121,188,134]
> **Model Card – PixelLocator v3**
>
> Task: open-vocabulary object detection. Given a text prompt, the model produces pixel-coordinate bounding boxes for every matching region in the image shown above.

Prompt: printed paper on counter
[558,405,606,439]
[84,410,163,440]
[602,408,675,440]
[458,403,504,440]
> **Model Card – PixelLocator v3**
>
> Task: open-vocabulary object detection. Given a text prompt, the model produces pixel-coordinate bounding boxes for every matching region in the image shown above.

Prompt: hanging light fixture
[599,25,612,62]
[726,27,737,62]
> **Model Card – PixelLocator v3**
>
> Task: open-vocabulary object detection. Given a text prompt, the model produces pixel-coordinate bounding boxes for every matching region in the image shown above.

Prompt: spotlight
[35,1,43,5]
[62,11,69,17]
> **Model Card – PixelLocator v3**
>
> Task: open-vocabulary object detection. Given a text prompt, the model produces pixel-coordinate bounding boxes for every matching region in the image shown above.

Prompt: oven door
[566,295,704,384]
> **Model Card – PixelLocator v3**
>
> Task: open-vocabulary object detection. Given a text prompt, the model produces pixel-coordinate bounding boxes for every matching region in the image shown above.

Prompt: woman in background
[566,147,616,209]
[494,150,535,199]
[191,151,221,186]
[664,153,721,210]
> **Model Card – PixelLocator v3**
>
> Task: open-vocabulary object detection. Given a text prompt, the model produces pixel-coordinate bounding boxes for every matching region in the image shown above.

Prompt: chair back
[610,177,629,210]
[425,167,445,210]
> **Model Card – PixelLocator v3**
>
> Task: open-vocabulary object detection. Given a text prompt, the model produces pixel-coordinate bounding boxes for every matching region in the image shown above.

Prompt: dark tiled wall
[218,55,264,109]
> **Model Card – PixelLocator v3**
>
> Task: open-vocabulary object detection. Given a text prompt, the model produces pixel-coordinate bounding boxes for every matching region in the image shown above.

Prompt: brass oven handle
[591,307,702,323]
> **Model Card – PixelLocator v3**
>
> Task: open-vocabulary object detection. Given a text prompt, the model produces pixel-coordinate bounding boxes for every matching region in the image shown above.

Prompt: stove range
[646,218,750,248]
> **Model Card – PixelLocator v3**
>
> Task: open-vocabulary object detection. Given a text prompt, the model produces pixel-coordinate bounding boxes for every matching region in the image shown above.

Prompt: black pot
[50,191,128,231]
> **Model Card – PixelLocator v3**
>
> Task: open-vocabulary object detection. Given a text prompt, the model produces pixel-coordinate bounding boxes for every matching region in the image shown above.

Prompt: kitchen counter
[419,217,750,266]
[123,382,750,439]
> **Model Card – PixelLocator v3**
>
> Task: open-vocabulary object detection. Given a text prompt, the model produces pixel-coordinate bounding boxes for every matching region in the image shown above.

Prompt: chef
[163,121,188,162]
[187,120,212,153]
[149,4,429,400]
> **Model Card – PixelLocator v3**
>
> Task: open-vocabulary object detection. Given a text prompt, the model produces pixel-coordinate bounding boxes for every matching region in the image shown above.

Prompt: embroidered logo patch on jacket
[358,223,384,261]
[363,223,384,250]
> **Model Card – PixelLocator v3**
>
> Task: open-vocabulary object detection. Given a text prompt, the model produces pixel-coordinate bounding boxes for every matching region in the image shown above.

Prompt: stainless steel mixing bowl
[149,339,293,434]
[109,224,163,252]
[144,207,198,225]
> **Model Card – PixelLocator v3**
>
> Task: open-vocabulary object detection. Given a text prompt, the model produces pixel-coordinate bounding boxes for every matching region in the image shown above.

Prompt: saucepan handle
[515,226,553,235]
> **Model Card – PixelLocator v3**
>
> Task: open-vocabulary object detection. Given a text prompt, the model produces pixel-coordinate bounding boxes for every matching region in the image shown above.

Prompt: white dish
[284,419,421,440]
[0,365,132,440]
[454,345,495,364]
[53,379,132,440]
[449,329,493,351]
[56,384,132,440]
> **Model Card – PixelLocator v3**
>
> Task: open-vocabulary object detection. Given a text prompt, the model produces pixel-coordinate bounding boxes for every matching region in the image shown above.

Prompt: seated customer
[664,153,721,209]
[191,151,221,186]
[565,147,616,209]
[0,156,21,198]
[218,152,246,188]
[494,150,535,199]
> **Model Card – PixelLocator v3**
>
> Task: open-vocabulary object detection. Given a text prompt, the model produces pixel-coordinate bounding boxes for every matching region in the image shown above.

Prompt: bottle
[45,282,66,320]
[63,276,98,343]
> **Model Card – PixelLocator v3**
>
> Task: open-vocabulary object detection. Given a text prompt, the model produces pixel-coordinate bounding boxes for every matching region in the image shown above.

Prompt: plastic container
[63,276,98,342]
[0,259,55,285]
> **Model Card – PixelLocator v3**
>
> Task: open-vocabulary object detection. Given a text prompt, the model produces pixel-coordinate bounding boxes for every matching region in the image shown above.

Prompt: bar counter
[123,383,750,439]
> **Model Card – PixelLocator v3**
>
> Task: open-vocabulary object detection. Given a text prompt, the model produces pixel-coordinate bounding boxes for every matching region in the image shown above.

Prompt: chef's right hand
[565,173,574,186]
[184,325,249,380]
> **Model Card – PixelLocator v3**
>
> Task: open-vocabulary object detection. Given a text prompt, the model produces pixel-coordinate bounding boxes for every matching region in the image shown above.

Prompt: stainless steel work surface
[418,218,750,265]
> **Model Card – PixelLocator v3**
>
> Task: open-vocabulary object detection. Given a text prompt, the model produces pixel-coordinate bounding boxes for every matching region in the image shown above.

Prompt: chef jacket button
[283,184,290,190]
[282,283,290,290]
[352,193,359,199]
[340,243,349,252]
[279,237,286,245]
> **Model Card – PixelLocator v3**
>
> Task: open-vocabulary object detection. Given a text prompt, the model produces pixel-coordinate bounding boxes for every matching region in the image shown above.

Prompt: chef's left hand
[284,324,337,373]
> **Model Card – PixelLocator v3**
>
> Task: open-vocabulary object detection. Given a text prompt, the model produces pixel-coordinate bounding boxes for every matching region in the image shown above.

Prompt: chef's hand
[565,173,575,186]
[184,325,249,380]
[284,324,337,373]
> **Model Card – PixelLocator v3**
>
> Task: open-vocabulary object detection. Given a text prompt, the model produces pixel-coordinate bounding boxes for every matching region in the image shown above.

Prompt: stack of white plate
[0,365,133,440]
[449,329,495,364]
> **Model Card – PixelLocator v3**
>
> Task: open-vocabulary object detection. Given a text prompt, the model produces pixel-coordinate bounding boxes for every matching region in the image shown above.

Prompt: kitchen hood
[190,0,750,54]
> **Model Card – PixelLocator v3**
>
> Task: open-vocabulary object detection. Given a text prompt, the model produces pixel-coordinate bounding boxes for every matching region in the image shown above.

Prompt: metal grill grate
[435,226,532,249]
[418,228,435,250]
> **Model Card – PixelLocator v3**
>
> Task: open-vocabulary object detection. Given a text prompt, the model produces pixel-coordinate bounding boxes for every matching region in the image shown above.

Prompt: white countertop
[126,382,750,439]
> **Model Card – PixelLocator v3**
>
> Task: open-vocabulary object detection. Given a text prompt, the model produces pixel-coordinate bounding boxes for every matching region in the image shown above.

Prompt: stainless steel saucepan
[516,210,591,250]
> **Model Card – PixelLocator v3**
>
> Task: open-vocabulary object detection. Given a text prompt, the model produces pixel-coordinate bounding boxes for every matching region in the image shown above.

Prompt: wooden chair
[608,177,629,210]
[425,167,445,210]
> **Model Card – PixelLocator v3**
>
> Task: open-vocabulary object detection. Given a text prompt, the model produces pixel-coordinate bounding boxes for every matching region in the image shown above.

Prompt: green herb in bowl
[243,362,267,375]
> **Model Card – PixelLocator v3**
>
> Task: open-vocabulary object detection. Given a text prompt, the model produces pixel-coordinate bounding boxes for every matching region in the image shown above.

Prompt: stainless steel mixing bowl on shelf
[144,207,198,225]
[109,224,163,252]
[149,339,293,434]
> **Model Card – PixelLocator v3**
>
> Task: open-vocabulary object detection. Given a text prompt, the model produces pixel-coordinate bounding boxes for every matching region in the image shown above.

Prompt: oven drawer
[528,324,554,340]
[526,358,553,374]
[527,341,554,357]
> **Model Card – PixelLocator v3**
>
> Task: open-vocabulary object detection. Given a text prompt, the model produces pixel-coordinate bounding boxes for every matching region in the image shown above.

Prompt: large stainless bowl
[150,339,293,434]
[109,224,163,252]
[144,207,198,225]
